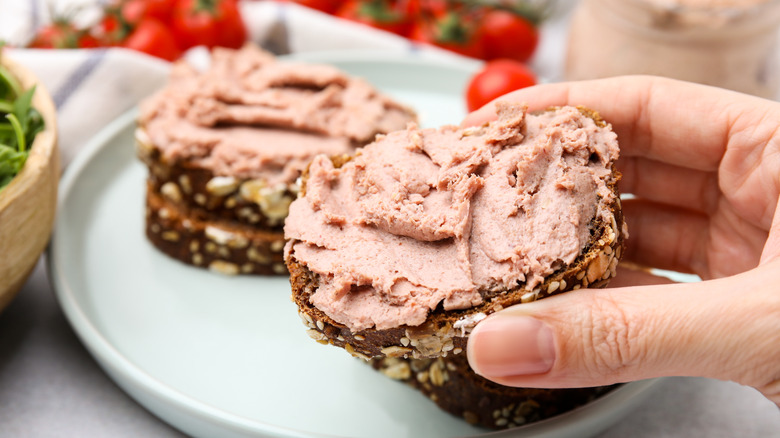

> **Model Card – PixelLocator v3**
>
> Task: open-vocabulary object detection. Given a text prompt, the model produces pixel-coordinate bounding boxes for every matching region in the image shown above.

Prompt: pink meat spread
[285,104,620,331]
[138,45,415,186]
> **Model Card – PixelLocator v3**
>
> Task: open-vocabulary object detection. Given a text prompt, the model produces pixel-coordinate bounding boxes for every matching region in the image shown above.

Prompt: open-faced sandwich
[284,103,626,428]
[136,45,416,275]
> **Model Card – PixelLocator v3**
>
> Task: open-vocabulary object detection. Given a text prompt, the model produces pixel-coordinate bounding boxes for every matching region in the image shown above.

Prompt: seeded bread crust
[146,184,287,275]
[371,354,615,429]
[288,108,626,360]
[137,128,298,230]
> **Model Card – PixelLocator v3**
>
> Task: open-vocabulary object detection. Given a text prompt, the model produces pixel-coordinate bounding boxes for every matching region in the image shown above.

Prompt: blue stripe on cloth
[52,49,108,110]
[30,0,40,31]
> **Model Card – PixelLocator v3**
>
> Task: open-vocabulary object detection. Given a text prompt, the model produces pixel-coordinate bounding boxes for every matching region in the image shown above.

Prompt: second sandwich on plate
[136,45,416,275]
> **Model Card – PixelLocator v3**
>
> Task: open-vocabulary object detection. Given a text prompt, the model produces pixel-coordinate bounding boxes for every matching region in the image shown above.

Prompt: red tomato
[465,59,536,112]
[90,13,123,46]
[417,0,447,19]
[172,0,248,49]
[336,0,413,37]
[293,0,344,14]
[479,10,538,62]
[410,12,484,59]
[122,0,177,24]
[29,22,80,48]
[76,33,102,48]
[122,18,181,61]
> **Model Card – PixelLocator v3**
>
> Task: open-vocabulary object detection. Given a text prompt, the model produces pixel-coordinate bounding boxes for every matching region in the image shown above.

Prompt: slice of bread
[370,354,615,429]
[287,105,625,359]
[146,183,287,275]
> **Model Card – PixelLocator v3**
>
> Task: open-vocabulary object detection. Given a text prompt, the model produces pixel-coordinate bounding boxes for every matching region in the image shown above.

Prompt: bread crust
[137,130,298,230]
[370,354,615,429]
[146,184,287,275]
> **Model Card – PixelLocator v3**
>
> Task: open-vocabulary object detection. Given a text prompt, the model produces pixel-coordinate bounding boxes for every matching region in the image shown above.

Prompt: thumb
[466,263,780,395]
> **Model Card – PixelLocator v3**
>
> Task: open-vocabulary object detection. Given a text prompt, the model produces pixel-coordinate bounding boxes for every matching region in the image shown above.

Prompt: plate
[49,53,660,438]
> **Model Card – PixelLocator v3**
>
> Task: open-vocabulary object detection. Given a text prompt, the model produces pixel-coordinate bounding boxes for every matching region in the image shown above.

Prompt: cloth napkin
[0,0,481,167]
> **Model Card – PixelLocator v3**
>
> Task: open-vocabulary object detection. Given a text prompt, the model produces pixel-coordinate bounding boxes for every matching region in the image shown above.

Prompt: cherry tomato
[479,10,539,62]
[76,33,102,48]
[122,0,177,24]
[29,22,80,48]
[293,0,344,14]
[465,59,536,112]
[122,18,181,61]
[417,0,447,19]
[172,0,248,50]
[337,0,413,37]
[89,13,123,46]
[410,12,484,59]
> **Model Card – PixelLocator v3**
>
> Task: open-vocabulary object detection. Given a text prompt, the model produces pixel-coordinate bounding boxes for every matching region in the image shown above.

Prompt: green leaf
[6,113,25,152]
[12,85,36,134]
[0,64,22,99]
[0,143,27,190]
[0,100,13,113]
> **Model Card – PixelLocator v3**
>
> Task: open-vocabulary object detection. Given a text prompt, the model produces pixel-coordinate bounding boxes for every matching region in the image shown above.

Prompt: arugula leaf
[12,86,35,135]
[6,113,25,152]
[0,58,45,191]
[0,64,22,99]
[0,143,27,188]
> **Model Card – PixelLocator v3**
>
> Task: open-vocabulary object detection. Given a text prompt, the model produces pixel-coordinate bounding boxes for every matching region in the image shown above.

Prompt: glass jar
[565,0,780,98]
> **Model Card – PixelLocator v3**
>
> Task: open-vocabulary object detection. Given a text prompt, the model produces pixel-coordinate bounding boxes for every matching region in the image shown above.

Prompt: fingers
[621,199,709,275]
[618,157,720,215]
[463,76,772,171]
[604,266,676,288]
[466,262,780,395]
[761,195,780,264]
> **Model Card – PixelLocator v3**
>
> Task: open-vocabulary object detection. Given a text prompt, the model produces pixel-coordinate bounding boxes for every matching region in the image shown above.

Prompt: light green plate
[48,52,659,438]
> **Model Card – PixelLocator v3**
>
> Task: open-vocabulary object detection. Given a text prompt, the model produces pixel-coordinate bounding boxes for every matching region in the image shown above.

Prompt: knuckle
[580,294,647,376]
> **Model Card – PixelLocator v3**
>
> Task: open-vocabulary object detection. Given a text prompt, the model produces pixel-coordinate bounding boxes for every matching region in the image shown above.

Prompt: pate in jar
[565,0,780,98]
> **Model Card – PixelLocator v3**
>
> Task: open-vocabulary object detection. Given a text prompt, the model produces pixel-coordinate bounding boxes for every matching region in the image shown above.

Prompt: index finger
[462,76,773,171]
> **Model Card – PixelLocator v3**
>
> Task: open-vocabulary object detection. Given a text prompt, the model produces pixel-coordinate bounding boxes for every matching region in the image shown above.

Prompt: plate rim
[48,52,661,438]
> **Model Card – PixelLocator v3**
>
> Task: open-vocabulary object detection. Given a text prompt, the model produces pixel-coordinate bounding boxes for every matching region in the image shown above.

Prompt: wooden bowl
[0,56,59,313]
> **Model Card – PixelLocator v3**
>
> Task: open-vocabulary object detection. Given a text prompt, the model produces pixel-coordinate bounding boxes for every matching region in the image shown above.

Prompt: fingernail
[467,315,556,378]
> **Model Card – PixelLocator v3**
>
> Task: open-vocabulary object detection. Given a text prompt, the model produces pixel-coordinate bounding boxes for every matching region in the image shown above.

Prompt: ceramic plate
[49,52,659,438]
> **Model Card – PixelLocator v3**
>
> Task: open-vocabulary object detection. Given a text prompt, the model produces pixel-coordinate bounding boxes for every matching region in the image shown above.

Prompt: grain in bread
[370,354,615,429]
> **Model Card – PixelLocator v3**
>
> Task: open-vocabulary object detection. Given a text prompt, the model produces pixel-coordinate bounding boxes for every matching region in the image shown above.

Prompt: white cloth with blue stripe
[1,1,474,166]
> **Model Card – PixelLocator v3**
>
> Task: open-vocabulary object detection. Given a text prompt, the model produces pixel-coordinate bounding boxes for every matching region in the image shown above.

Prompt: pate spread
[285,105,620,331]
[138,45,416,186]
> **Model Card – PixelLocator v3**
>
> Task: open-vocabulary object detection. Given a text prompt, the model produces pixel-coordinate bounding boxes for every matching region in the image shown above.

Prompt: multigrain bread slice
[146,183,287,275]
[286,104,626,360]
[370,354,615,429]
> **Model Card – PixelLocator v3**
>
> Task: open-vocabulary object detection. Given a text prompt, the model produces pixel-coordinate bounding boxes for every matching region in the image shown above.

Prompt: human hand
[463,76,780,406]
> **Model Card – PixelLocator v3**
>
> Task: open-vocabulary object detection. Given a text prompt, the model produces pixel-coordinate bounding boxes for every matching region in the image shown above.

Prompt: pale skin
[463,76,780,407]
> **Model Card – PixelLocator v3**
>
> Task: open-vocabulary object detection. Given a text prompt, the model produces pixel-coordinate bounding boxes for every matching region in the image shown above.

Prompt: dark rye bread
[370,354,615,430]
[137,128,298,230]
[146,183,287,275]
[288,109,627,360]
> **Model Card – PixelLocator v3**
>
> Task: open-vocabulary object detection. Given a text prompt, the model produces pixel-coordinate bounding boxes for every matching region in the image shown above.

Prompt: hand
[462,76,780,407]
